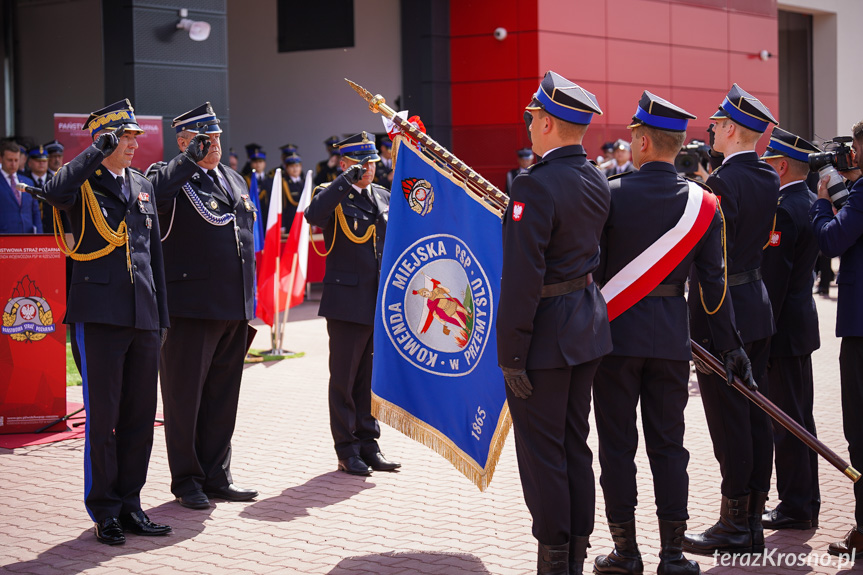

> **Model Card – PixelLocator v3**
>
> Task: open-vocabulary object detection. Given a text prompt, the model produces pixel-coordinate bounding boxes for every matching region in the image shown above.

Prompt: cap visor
[525,97,542,111]
[709,109,729,121]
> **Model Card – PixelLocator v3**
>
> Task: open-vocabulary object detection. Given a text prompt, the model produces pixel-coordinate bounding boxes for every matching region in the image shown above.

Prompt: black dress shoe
[94,517,125,545]
[338,455,372,476]
[204,484,259,501]
[362,451,401,472]
[761,508,812,530]
[120,510,172,536]
[176,490,210,509]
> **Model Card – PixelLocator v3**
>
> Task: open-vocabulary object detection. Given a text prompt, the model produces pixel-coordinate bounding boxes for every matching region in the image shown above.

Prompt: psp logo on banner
[382,234,494,377]
[2,275,56,342]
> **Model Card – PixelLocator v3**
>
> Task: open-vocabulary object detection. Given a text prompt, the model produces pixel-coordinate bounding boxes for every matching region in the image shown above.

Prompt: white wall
[779,0,863,138]
[226,0,401,172]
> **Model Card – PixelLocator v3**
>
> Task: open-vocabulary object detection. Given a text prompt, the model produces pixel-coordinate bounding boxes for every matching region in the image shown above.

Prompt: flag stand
[275,252,299,352]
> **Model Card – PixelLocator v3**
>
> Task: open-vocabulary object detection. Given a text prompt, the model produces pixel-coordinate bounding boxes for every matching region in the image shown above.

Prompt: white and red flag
[279,170,313,308]
[256,168,283,326]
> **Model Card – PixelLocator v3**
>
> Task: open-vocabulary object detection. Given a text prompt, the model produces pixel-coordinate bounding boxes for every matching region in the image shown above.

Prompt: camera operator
[810,119,863,559]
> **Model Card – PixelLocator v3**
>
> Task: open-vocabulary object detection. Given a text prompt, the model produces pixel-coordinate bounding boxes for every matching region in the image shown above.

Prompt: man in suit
[505,147,534,195]
[496,71,612,575]
[0,140,42,234]
[593,92,752,575]
[684,84,781,556]
[811,118,863,558]
[314,135,342,185]
[305,131,400,477]
[147,102,259,510]
[758,127,822,532]
[39,99,171,545]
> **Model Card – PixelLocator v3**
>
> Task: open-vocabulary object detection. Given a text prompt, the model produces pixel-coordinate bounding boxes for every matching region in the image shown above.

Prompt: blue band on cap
[766,139,811,163]
[175,115,222,134]
[720,98,769,133]
[634,106,688,131]
[535,88,594,125]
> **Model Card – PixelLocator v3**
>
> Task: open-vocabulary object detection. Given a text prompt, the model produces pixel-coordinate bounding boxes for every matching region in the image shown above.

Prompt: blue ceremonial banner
[372,138,510,491]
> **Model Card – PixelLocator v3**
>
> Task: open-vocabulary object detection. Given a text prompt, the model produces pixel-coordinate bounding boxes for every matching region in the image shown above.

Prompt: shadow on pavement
[326,551,492,574]
[239,470,373,522]
[2,502,210,572]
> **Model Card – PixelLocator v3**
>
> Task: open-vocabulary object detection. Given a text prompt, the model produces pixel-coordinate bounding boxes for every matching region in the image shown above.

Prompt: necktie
[117,175,128,201]
[10,173,20,206]
[208,169,232,200]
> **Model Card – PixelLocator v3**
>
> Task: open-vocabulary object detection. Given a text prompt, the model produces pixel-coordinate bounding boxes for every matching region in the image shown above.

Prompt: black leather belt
[727,268,762,287]
[541,273,593,298]
[646,283,685,297]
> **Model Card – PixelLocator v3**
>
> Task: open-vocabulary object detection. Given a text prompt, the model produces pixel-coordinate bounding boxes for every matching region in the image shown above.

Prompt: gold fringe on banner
[372,392,512,492]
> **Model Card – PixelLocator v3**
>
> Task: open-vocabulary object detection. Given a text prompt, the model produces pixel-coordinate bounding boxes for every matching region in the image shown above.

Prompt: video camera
[809,136,856,209]
[675,140,711,176]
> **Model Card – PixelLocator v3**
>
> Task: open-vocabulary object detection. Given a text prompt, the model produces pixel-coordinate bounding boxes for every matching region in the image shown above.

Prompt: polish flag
[280,170,313,308]
[256,168,283,326]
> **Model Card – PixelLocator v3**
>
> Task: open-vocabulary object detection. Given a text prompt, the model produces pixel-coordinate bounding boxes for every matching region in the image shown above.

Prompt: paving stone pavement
[1,291,861,574]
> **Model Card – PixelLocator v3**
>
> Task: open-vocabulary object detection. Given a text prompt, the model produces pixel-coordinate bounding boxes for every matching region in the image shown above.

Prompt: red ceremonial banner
[0,235,67,433]
[54,113,164,171]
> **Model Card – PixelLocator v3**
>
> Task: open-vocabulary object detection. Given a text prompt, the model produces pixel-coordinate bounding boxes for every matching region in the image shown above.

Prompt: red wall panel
[448,0,779,191]
[607,0,671,44]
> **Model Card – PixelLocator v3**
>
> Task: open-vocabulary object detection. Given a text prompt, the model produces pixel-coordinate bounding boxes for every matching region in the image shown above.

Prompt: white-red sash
[601,181,716,321]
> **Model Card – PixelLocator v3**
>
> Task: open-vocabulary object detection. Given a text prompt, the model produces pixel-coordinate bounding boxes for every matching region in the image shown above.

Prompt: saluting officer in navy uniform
[496,71,612,575]
[44,139,65,176]
[685,84,781,556]
[505,147,534,195]
[593,92,753,575]
[304,132,400,477]
[280,152,305,230]
[374,138,393,187]
[314,135,342,185]
[22,145,54,233]
[40,99,171,545]
[147,103,259,510]
[758,128,822,530]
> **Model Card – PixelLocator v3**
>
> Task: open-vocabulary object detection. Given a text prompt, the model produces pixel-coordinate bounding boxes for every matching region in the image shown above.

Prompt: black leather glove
[501,366,533,399]
[160,327,168,348]
[721,347,757,391]
[343,160,369,184]
[184,133,211,163]
[95,126,124,156]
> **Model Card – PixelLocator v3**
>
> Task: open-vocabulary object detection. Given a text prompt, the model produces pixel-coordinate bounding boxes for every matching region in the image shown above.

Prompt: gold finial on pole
[345,78,392,117]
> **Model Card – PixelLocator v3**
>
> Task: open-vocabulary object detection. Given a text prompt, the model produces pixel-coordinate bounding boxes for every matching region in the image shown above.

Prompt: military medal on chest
[241,193,253,212]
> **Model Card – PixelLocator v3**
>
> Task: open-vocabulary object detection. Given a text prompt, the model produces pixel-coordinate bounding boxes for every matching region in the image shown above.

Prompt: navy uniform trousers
[507,360,601,543]
[71,324,159,521]
[160,317,247,495]
[768,355,819,521]
[326,319,380,460]
[594,357,691,522]
[696,339,772,495]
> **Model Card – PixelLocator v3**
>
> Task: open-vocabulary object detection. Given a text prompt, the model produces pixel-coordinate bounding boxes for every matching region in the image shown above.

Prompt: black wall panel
[103,1,229,160]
